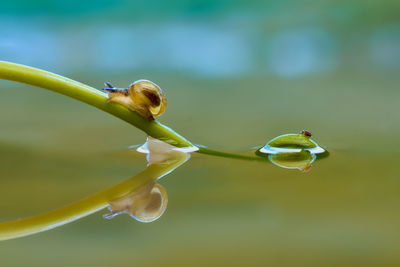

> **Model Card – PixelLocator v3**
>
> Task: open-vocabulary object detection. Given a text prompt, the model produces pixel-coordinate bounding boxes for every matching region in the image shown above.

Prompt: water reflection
[104,182,168,222]
[104,137,195,222]
[268,151,315,172]
[0,137,191,241]
[0,132,330,240]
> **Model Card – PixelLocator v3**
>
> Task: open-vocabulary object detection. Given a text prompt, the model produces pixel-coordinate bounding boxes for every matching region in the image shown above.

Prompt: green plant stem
[0,61,327,162]
[0,61,192,147]
[0,61,261,159]
[197,146,265,161]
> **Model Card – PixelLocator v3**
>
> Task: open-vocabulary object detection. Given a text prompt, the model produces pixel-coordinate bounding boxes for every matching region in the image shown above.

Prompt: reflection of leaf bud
[268,150,315,172]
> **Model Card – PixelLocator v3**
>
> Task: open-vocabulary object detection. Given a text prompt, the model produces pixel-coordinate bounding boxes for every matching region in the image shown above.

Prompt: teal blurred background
[0,1,400,266]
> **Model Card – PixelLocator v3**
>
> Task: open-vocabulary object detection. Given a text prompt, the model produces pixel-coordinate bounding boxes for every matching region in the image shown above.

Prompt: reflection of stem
[0,150,188,241]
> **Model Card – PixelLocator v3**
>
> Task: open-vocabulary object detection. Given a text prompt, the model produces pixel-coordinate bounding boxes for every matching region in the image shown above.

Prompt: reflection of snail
[102,80,167,121]
[0,137,191,240]
[103,182,168,222]
[268,150,315,172]
[102,137,192,222]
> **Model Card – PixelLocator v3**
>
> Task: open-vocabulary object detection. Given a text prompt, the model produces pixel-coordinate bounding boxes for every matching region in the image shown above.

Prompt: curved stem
[0,61,192,147]
[0,61,328,162]
[0,61,263,160]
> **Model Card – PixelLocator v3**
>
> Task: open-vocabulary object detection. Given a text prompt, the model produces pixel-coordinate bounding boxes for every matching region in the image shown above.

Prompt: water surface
[1,1,400,264]
[0,71,399,265]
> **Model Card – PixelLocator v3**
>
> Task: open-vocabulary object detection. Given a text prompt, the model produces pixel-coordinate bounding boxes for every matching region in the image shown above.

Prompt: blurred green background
[0,0,400,266]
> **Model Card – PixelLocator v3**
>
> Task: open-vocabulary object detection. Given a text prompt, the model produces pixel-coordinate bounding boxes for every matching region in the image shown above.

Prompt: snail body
[102,79,166,121]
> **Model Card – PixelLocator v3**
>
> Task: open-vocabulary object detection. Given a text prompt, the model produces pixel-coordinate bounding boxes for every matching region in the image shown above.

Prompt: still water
[0,70,399,265]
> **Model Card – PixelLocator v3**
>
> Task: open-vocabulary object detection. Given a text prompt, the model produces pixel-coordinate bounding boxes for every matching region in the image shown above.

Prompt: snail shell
[128,80,167,120]
[104,79,167,121]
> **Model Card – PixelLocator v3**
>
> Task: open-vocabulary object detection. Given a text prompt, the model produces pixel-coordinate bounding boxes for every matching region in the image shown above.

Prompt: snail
[101,80,167,121]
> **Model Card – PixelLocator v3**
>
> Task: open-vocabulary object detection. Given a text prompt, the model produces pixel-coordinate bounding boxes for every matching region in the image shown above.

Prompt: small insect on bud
[301,130,312,137]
